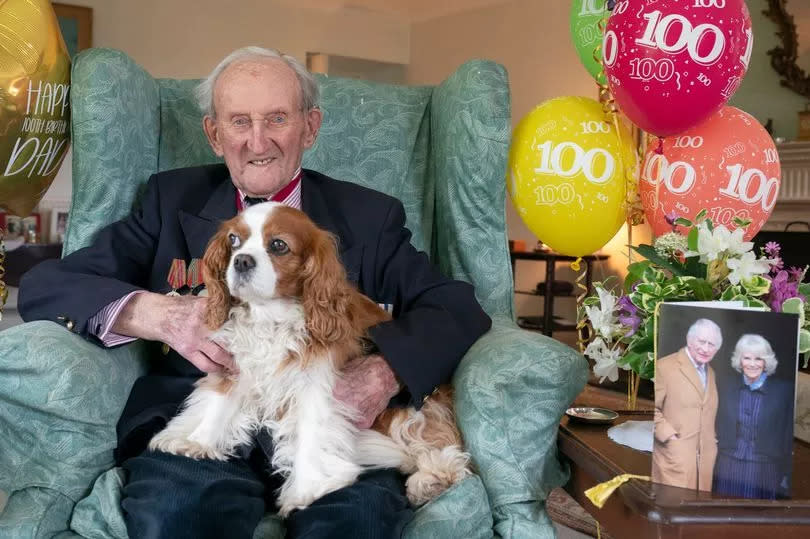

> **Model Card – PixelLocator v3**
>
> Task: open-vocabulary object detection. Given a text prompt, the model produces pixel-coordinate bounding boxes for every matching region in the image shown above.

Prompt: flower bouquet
[582,210,810,393]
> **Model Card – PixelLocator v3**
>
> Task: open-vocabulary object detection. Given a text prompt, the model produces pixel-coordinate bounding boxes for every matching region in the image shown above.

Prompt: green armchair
[0,48,588,538]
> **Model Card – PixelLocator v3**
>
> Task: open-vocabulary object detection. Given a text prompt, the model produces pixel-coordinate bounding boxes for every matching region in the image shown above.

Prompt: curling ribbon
[584,473,650,509]
[571,258,589,353]
[0,227,6,320]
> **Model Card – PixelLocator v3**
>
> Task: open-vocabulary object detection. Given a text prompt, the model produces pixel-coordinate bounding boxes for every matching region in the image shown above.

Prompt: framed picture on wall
[49,207,70,244]
[53,3,93,59]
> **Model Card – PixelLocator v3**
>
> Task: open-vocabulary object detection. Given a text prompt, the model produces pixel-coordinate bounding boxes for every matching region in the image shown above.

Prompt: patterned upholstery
[0,48,588,538]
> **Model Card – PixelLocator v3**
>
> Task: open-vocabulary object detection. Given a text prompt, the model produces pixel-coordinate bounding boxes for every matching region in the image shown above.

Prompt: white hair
[686,318,723,348]
[195,46,319,118]
[730,334,778,376]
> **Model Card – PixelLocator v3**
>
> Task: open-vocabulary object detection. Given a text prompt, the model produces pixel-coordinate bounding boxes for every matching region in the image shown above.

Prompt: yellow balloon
[0,0,71,217]
[507,97,635,257]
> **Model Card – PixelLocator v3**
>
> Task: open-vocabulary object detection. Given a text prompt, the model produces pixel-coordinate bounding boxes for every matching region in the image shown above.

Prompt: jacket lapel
[301,171,363,283]
[179,178,238,259]
[677,348,705,398]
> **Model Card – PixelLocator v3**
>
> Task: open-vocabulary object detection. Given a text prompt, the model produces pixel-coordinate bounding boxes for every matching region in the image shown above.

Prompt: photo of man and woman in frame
[653,303,799,500]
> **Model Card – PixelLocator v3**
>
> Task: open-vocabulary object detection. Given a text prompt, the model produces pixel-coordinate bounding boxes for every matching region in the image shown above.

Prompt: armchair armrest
[0,321,147,501]
[453,319,589,538]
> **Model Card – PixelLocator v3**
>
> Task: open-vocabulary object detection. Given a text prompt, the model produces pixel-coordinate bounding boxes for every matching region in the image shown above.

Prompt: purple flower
[764,241,781,257]
[788,266,806,282]
[617,295,641,336]
[664,211,678,227]
[766,270,806,312]
[769,256,784,274]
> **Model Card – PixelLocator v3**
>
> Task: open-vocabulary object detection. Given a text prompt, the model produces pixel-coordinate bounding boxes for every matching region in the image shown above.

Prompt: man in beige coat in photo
[653,318,722,491]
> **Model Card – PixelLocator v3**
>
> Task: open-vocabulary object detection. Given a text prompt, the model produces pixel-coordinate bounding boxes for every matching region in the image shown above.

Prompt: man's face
[203,59,322,197]
[686,327,720,365]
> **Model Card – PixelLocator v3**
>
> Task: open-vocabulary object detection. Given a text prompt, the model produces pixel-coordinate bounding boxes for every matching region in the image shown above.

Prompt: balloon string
[573,258,588,353]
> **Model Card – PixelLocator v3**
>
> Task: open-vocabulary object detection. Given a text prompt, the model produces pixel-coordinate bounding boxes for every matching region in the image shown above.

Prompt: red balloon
[640,106,780,241]
[603,0,752,137]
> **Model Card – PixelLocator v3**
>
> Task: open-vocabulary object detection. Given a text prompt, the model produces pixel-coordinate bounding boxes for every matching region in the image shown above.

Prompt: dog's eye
[228,233,241,248]
[268,238,289,255]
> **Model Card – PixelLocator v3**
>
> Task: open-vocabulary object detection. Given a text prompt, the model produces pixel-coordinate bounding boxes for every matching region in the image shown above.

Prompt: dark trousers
[121,450,413,539]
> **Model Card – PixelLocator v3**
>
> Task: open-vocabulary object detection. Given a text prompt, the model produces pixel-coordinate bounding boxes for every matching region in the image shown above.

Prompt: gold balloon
[0,0,71,217]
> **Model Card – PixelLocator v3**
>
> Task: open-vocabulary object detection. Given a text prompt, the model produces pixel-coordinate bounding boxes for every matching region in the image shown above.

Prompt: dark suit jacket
[716,374,794,465]
[19,165,491,461]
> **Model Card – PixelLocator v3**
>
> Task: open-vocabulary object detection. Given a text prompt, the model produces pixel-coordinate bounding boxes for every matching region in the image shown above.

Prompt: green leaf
[624,261,652,293]
[640,353,655,380]
[744,298,769,309]
[733,217,752,228]
[685,278,714,300]
[642,266,666,285]
[694,209,707,221]
[687,227,699,252]
[798,283,810,298]
[642,295,659,312]
[741,275,771,297]
[635,283,657,295]
[705,218,714,231]
[632,244,685,276]
[683,256,707,279]
[674,217,693,228]
[782,297,806,326]
[799,329,810,354]
[721,286,741,301]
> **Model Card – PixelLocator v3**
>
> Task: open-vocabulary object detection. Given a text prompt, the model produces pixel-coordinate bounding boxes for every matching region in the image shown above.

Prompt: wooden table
[558,412,810,538]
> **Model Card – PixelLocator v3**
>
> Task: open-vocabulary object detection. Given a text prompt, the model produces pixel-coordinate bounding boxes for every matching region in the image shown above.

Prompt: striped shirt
[90,168,303,346]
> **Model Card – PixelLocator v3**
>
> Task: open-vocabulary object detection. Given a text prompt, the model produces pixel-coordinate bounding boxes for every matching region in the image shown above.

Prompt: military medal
[187,258,205,296]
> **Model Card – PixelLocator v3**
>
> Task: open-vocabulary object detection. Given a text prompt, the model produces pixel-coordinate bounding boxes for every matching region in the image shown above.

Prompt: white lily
[585,337,622,383]
[685,223,753,263]
[584,286,622,339]
[726,251,772,285]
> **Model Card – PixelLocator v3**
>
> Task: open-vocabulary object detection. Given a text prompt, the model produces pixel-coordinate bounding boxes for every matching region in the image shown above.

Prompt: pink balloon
[603,0,752,137]
[640,106,780,241]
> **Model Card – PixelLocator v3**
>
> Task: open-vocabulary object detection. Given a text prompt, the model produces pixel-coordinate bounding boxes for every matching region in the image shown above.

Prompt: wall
[729,0,808,141]
[408,0,638,326]
[40,0,410,210]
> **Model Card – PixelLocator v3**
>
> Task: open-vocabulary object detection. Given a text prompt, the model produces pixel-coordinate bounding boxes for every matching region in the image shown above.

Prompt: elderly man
[653,318,722,492]
[19,47,491,539]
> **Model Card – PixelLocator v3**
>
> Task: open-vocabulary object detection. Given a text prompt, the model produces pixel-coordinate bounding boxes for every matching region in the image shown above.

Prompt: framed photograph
[53,3,93,59]
[653,302,799,500]
[4,215,22,241]
[50,208,70,244]
[22,213,41,243]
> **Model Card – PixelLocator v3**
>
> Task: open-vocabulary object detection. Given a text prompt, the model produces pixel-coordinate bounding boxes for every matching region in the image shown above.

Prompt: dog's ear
[300,228,356,347]
[202,226,233,329]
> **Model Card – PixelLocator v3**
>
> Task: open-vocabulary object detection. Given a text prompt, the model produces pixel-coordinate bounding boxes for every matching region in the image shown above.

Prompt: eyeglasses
[220,113,296,134]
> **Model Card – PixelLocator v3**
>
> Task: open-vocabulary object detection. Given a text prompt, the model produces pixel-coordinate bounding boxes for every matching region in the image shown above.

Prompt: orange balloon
[0,0,71,217]
[640,106,780,240]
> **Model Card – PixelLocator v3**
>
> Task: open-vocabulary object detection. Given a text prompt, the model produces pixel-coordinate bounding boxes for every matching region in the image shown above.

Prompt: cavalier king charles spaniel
[149,201,471,515]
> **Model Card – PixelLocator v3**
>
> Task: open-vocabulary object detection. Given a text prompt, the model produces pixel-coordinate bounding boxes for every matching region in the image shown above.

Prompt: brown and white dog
[148,201,471,515]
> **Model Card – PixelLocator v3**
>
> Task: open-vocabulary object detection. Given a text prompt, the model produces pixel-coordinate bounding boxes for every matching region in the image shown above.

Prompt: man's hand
[333,354,401,429]
[112,292,234,373]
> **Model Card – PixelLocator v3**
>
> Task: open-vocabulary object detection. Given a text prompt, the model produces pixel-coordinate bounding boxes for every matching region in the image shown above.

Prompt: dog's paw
[277,492,318,518]
[149,432,228,461]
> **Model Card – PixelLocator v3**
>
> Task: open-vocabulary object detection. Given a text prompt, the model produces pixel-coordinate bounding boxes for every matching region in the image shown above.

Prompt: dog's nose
[233,254,256,273]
